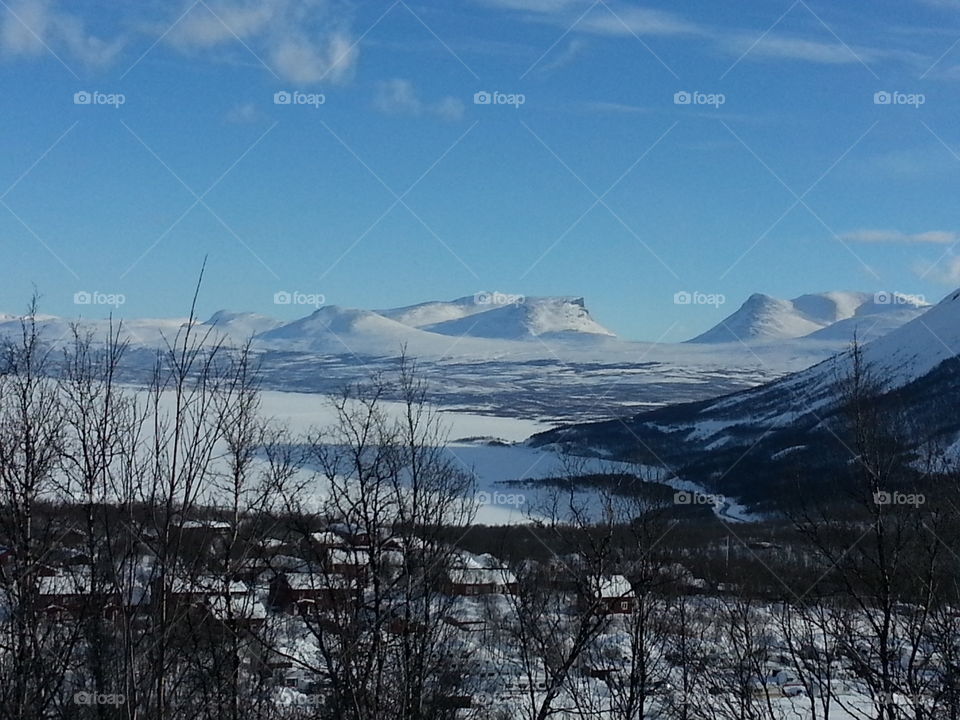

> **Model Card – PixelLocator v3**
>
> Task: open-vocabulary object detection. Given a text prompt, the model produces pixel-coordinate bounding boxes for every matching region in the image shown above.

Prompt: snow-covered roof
[284,572,354,591]
[597,575,632,599]
[170,577,248,595]
[311,531,344,546]
[38,572,91,596]
[181,520,231,530]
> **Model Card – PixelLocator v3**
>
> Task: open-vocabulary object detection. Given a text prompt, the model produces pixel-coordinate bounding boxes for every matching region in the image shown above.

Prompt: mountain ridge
[532,288,960,508]
[688,290,929,344]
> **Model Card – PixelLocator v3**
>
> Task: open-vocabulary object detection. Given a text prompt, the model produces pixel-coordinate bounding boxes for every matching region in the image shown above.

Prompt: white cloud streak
[843,229,957,244]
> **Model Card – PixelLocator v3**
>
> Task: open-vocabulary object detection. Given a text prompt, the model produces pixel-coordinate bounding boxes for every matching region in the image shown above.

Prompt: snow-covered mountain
[0,313,193,347]
[201,310,284,341]
[0,295,615,355]
[419,297,615,340]
[379,295,615,340]
[253,297,614,353]
[689,291,929,344]
[0,292,841,422]
[377,296,490,328]
[253,306,444,355]
[533,289,960,507]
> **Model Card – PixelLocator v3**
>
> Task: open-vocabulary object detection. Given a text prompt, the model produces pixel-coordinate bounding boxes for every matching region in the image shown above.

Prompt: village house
[164,576,250,605]
[442,566,518,597]
[36,570,126,620]
[207,591,267,630]
[591,575,635,614]
[323,547,368,578]
[579,575,637,615]
[268,572,355,615]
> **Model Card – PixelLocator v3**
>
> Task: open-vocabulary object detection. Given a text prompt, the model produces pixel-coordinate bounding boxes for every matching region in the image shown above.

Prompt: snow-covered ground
[257,391,756,525]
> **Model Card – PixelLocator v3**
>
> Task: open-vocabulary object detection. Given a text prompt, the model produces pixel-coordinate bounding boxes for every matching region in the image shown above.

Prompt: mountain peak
[688,290,929,344]
[380,295,613,341]
[419,296,614,340]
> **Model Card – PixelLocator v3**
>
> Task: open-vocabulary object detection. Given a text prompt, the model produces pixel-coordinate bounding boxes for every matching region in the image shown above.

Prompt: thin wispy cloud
[166,0,357,84]
[225,101,262,124]
[475,0,583,11]
[536,37,587,74]
[474,0,702,36]
[844,229,957,244]
[0,0,125,67]
[478,0,896,69]
[582,100,650,114]
[373,78,465,121]
[723,33,879,65]
[915,255,960,284]
[578,6,704,37]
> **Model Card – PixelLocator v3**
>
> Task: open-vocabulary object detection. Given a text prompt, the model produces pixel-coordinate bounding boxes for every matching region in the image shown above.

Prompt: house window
[285,678,298,688]
[620,601,629,611]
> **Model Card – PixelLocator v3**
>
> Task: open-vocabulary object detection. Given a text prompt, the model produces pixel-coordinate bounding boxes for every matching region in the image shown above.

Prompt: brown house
[583,575,635,615]
[442,567,518,597]
[36,571,126,620]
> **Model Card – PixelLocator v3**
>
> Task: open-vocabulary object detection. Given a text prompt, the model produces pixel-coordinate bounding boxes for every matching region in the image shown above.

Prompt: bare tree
[275,358,477,720]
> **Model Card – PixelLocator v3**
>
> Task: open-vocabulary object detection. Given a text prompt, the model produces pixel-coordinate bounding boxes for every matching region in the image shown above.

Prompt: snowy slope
[690,294,824,343]
[201,310,284,342]
[422,297,615,340]
[253,306,443,355]
[805,306,926,343]
[0,314,193,347]
[376,296,490,328]
[534,289,960,506]
[379,296,615,340]
[859,287,960,385]
[689,291,928,344]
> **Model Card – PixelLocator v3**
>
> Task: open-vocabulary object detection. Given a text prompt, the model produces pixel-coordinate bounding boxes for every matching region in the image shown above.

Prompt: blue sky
[2,0,960,341]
